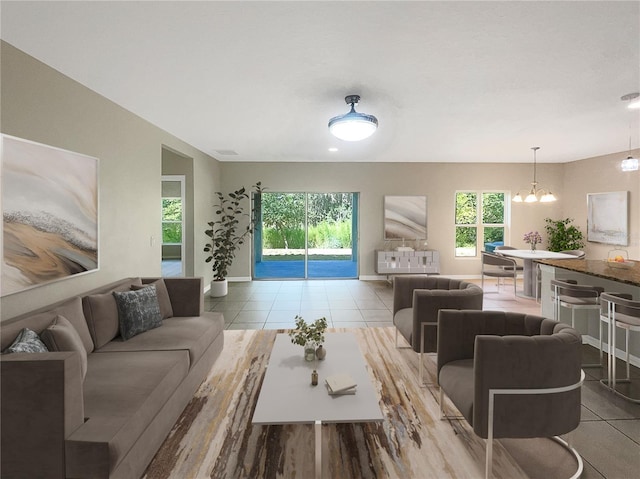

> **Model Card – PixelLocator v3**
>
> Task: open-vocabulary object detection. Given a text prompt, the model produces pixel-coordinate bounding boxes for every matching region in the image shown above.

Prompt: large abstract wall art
[384,196,427,240]
[1,135,99,296]
[587,191,628,246]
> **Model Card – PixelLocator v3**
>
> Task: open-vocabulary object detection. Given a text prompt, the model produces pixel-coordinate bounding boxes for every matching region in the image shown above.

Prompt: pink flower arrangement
[523,231,542,244]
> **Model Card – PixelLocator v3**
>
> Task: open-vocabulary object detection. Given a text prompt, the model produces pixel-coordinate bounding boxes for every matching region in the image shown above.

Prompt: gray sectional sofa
[1,277,224,479]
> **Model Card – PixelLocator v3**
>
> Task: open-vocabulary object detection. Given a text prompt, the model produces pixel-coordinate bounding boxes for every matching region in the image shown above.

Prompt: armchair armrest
[1,352,84,478]
[393,276,430,314]
[437,309,486,375]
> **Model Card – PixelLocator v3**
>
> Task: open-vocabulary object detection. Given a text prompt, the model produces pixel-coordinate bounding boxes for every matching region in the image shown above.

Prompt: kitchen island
[537,258,640,368]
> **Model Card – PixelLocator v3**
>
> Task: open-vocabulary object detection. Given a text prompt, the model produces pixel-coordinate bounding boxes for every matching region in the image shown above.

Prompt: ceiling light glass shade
[621,155,639,171]
[524,191,538,203]
[540,191,557,202]
[628,99,640,109]
[512,193,523,203]
[328,95,378,141]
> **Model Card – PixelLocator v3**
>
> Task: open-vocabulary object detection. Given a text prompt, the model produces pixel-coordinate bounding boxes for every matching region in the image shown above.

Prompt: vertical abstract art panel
[1,135,98,296]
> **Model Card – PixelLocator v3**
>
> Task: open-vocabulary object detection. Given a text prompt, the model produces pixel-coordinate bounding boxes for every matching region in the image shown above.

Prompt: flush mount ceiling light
[622,91,640,110]
[513,147,557,203]
[328,95,378,141]
[621,93,639,172]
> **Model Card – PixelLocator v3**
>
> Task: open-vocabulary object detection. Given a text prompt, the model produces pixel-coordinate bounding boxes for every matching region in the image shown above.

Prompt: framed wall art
[384,195,427,240]
[1,135,99,296]
[587,191,628,246]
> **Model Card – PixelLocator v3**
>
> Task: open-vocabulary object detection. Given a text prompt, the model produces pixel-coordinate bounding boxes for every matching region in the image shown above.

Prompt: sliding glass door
[254,192,358,279]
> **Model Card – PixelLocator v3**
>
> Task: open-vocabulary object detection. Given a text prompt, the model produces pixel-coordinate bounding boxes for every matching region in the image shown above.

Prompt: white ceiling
[2,1,639,163]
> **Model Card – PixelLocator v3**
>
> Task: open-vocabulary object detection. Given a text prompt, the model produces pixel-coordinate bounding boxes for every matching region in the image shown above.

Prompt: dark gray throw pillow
[113,285,162,341]
[131,279,174,319]
[3,328,49,354]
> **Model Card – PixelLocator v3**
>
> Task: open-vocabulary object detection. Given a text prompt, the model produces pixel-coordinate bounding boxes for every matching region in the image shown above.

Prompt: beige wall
[562,150,640,260]
[221,161,569,278]
[0,42,221,320]
[222,155,638,279]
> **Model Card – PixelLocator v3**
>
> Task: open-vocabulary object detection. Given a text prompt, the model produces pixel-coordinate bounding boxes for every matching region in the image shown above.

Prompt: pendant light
[328,95,378,141]
[513,147,557,203]
[621,93,639,172]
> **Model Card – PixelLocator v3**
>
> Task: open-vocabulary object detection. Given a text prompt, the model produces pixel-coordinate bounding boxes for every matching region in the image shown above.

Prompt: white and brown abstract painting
[384,196,427,240]
[1,135,98,296]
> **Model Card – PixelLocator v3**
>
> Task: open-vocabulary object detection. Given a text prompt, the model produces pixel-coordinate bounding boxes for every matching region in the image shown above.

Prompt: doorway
[161,175,185,277]
[254,192,358,279]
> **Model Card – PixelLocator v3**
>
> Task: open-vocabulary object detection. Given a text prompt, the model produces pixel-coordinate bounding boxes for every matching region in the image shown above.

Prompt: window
[162,198,183,244]
[455,192,506,257]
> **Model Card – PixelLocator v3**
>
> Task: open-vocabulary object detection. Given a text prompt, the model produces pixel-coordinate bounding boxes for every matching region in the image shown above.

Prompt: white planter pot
[210,279,228,297]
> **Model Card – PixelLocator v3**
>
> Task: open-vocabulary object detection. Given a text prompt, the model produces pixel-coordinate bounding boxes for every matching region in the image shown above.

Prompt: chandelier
[328,95,378,141]
[513,147,557,203]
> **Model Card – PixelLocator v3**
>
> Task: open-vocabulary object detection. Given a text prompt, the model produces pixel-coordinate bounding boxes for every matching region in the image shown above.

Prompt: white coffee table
[252,332,384,479]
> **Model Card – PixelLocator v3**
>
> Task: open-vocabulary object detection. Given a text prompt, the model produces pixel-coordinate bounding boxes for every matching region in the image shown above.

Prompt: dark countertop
[536,259,640,287]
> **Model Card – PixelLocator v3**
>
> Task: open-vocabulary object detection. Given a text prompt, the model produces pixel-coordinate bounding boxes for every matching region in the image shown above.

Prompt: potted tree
[544,217,585,252]
[204,182,263,297]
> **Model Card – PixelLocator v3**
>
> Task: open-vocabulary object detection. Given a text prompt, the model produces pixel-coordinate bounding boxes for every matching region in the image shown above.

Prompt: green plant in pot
[204,182,263,297]
[544,217,585,252]
[289,315,328,361]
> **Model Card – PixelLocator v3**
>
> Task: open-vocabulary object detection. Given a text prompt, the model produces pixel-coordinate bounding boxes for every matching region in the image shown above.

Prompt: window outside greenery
[162,198,182,244]
[455,192,506,257]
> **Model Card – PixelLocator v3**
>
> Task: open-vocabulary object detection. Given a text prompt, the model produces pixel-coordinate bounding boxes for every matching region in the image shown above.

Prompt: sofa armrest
[163,277,205,316]
[1,352,85,479]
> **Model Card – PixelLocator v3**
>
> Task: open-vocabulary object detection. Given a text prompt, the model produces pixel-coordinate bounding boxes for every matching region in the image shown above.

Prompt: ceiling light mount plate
[345,95,361,105]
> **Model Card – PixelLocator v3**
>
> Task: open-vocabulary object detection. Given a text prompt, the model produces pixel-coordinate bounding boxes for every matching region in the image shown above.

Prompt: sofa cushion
[131,278,173,319]
[113,286,163,340]
[65,350,189,476]
[2,328,48,354]
[438,358,474,423]
[96,312,224,368]
[1,297,94,354]
[83,278,143,348]
[41,315,88,380]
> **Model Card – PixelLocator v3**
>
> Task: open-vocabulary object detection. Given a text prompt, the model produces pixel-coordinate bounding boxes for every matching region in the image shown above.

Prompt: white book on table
[325,373,357,394]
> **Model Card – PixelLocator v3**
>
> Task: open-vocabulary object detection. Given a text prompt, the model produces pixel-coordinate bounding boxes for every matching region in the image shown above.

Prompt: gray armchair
[437,309,584,478]
[393,276,483,384]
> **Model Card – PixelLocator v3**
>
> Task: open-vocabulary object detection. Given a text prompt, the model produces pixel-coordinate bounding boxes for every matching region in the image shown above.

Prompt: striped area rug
[143,327,571,479]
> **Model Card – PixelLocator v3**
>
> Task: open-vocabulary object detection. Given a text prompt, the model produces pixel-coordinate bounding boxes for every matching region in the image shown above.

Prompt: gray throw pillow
[3,328,49,354]
[131,279,174,319]
[113,285,162,340]
[41,315,88,380]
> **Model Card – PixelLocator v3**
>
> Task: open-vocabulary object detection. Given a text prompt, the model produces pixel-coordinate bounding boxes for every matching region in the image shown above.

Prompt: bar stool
[551,279,604,368]
[600,292,640,403]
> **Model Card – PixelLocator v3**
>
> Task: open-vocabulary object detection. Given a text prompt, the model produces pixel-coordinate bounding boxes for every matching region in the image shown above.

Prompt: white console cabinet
[375,250,440,275]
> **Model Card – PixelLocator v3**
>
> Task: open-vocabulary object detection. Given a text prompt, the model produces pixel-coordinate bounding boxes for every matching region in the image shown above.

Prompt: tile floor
[206,278,640,478]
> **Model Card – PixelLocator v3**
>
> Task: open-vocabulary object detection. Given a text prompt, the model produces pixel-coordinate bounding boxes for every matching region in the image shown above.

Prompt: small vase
[304,344,316,362]
[530,243,536,252]
[316,344,326,360]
